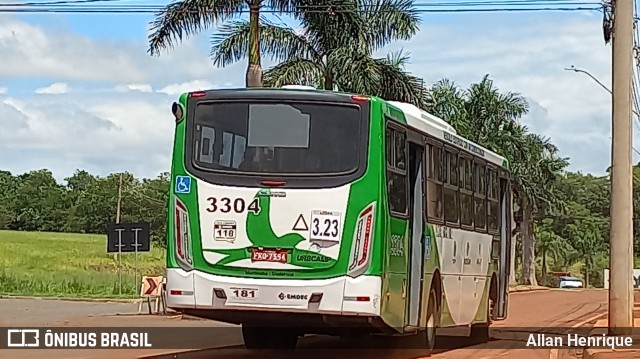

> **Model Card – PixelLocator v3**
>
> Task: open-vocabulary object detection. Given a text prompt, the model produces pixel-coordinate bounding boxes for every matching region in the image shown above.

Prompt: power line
[0,0,122,6]
[0,7,603,14]
[0,0,604,13]
[0,0,603,5]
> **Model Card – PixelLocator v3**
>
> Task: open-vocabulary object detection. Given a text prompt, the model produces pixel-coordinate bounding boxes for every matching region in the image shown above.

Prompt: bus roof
[384,100,509,169]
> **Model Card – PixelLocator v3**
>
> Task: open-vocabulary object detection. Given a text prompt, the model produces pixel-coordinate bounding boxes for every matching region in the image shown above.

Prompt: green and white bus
[165,85,513,349]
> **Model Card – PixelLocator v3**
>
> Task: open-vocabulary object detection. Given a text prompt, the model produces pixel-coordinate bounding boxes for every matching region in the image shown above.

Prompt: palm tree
[147,0,297,87]
[567,217,605,287]
[209,0,431,109]
[512,133,568,285]
[535,218,568,285]
[429,75,569,286]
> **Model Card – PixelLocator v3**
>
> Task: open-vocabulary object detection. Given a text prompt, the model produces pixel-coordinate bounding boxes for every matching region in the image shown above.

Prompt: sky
[0,0,628,182]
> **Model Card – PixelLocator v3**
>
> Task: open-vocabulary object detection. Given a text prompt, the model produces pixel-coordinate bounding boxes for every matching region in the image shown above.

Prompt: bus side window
[474,161,487,231]
[459,155,474,227]
[443,149,459,225]
[426,143,443,221]
[386,125,408,216]
[487,168,500,234]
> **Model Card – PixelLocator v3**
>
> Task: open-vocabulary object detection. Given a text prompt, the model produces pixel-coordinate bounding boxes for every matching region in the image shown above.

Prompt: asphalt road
[0,298,140,326]
[0,288,620,359]
[139,288,611,359]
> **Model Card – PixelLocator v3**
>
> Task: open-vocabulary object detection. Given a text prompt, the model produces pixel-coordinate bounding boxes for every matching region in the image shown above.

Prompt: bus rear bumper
[165,268,381,316]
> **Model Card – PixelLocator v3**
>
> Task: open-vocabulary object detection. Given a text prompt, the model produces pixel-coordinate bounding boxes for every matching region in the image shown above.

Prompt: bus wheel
[242,324,298,349]
[425,287,440,351]
[470,297,493,343]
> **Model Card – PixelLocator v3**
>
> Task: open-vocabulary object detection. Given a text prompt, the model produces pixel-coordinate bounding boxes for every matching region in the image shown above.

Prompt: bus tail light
[351,95,369,102]
[348,203,376,278]
[175,198,193,269]
[189,91,206,98]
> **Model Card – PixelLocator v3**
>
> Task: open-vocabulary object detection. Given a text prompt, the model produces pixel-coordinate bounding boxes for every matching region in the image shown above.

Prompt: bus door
[494,172,512,320]
[406,140,425,327]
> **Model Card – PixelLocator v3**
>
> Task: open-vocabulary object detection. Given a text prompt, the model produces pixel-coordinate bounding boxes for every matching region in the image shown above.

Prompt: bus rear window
[191,101,361,175]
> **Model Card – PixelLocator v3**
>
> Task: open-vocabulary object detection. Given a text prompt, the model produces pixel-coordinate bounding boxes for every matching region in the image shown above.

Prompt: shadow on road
[145,332,527,359]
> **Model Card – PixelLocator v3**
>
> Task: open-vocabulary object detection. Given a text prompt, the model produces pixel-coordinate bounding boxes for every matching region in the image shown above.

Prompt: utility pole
[609,0,634,335]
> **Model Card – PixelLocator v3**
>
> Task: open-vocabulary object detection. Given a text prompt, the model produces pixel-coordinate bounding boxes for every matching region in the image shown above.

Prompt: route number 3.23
[206,197,260,214]
[312,217,339,238]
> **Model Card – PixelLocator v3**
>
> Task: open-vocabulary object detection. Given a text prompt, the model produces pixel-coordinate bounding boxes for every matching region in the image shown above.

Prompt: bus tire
[469,296,492,343]
[242,324,298,349]
[425,287,440,351]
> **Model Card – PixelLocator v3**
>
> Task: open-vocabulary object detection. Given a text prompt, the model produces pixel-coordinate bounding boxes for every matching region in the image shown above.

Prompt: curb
[0,295,143,303]
[549,312,608,359]
[584,348,639,359]
[582,315,640,359]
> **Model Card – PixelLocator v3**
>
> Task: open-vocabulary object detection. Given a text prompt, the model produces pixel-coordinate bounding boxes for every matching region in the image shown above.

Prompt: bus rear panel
[165,89,388,331]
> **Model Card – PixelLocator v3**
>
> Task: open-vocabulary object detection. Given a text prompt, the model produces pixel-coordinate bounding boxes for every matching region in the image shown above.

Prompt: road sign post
[115,227,125,295]
[132,227,143,294]
[107,222,151,296]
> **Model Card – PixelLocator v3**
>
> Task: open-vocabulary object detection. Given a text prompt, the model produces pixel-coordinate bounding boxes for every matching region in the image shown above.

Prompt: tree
[513,133,568,285]
[0,170,16,229]
[534,218,567,284]
[566,217,605,287]
[147,0,297,87]
[209,0,431,108]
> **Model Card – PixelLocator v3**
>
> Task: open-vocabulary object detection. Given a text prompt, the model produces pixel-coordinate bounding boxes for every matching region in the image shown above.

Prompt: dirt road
[0,289,617,359]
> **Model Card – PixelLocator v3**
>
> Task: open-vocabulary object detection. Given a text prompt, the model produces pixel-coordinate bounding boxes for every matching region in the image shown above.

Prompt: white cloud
[114,84,154,93]
[0,13,248,181]
[0,15,239,86]
[156,80,216,96]
[0,93,175,181]
[0,12,627,180]
[378,15,617,175]
[0,87,7,94]
[35,82,69,95]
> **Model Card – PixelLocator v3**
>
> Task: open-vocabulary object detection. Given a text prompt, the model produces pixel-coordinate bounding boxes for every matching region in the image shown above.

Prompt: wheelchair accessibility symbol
[175,176,192,194]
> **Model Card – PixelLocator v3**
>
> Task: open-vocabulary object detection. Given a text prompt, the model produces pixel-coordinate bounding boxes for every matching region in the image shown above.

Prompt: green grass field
[0,230,165,298]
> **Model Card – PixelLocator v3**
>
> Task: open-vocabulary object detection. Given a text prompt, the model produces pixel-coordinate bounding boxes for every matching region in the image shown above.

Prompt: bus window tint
[459,156,473,227]
[444,150,459,224]
[474,161,487,230]
[386,126,408,215]
[394,131,407,171]
[192,102,360,174]
[487,168,500,233]
[386,130,394,168]
[426,144,443,220]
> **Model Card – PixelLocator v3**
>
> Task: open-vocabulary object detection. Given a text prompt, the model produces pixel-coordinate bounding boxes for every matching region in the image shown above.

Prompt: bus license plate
[251,249,288,263]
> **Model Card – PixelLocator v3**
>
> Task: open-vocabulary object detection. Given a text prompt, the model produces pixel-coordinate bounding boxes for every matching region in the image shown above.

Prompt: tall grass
[0,230,165,298]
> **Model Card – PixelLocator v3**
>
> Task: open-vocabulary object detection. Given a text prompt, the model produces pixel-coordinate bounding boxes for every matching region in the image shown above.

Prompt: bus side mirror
[172,102,184,122]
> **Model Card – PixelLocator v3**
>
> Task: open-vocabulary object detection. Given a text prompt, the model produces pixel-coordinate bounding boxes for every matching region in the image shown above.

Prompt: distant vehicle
[558,276,584,288]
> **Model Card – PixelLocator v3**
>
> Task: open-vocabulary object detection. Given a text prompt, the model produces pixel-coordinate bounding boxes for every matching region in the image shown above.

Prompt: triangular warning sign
[292,214,309,231]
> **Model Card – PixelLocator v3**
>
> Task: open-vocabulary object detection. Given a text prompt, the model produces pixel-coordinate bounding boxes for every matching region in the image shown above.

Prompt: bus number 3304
[206,197,261,214]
